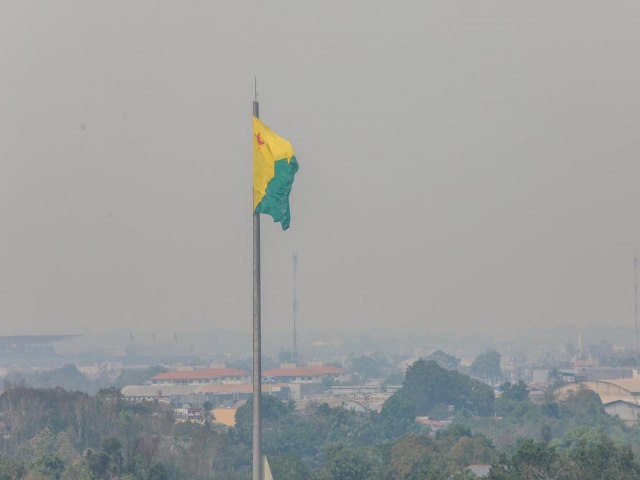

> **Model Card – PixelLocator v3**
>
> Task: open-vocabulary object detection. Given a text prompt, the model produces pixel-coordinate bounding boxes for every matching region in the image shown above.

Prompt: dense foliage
[383,360,495,421]
[2,358,640,479]
[488,432,640,480]
[5,365,168,395]
[469,350,502,384]
[424,350,461,371]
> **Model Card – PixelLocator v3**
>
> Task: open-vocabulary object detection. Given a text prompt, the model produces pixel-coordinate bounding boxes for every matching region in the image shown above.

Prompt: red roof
[263,366,345,377]
[152,368,250,381]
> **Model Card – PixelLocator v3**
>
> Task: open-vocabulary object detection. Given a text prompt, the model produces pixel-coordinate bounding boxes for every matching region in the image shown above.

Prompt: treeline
[1,359,640,479]
[0,384,242,479]
[347,349,503,386]
[3,365,168,395]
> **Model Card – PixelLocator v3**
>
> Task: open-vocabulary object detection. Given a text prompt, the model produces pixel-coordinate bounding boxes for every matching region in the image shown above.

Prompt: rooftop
[152,368,250,382]
[600,378,640,395]
[263,365,345,377]
[122,383,288,397]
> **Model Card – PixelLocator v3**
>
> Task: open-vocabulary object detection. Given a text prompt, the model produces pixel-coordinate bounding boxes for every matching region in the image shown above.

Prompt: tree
[388,434,447,480]
[234,395,295,445]
[499,381,529,402]
[55,428,78,464]
[0,457,25,480]
[488,430,640,480]
[278,351,295,364]
[321,445,373,480]
[114,366,168,389]
[32,454,65,480]
[425,350,461,371]
[558,429,640,480]
[379,390,418,440]
[383,360,495,424]
[469,351,501,384]
[102,437,123,473]
[83,449,111,479]
[349,353,390,380]
[147,463,169,480]
[488,439,559,480]
[448,435,496,467]
[268,454,311,480]
[59,458,91,480]
[382,373,405,388]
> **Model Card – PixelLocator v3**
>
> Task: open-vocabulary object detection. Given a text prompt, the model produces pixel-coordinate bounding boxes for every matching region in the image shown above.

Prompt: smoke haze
[1,1,640,340]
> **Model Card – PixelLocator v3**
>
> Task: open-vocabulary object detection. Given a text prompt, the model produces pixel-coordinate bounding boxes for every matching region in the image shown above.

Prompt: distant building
[121,382,290,405]
[296,395,389,414]
[555,378,640,405]
[577,367,637,381]
[262,364,345,400]
[126,363,344,403]
[0,335,79,357]
[531,368,551,384]
[151,368,250,386]
[555,378,640,425]
[603,400,640,426]
[262,364,345,384]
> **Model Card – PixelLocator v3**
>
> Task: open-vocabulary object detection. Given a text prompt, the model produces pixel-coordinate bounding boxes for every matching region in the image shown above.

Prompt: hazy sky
[2,1,640,341]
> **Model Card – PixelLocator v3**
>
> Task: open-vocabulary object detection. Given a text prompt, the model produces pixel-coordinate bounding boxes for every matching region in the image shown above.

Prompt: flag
[253,116,299,230]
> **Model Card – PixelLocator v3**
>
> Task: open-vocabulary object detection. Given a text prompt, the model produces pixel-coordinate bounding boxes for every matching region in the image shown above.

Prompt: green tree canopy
[425,350,461,371]
[349,353,390,380]
[469,350,501,383]
[499,381,529,402]
[380,360,495,440]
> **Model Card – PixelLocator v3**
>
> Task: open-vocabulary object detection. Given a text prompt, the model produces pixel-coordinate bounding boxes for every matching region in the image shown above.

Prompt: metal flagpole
[252,83,263,480]
[293,251,298,362]
[635,255,639,354]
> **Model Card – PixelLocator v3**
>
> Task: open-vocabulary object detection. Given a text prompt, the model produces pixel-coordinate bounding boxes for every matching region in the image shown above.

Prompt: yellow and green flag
[253,117,299,230]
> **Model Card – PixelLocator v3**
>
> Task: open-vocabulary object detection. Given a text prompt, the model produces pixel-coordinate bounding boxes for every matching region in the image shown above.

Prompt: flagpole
[252,90,263,480]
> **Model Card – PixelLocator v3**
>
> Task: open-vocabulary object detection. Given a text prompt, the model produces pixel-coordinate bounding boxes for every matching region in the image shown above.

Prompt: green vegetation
[469,350,502,384]
[5,365,169,395]
[348,352,393,381]
[2,358,640,479]
[383,359,494,422]
[488,432,640,480]
[425,350,461,371]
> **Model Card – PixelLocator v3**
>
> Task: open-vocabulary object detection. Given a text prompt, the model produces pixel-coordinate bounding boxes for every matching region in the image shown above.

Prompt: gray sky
[2,1,640,340]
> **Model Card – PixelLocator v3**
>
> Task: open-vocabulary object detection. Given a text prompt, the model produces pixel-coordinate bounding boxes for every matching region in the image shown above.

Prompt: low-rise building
[577,367,637,381]
[555,378,640,425]
[555,378,640,405]
[121,382,291,405]
[125,363,344,403]
[603,399,640,426]
[262,364,345,384]
[262,364,345,400]
[151,368,250,386]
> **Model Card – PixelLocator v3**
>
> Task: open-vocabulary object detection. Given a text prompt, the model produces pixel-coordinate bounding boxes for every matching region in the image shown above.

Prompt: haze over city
[2,1,640,342]
[6,3,640,480]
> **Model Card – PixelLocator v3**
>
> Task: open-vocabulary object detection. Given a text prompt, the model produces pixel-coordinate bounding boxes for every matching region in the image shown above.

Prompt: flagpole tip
[254,76,258,102]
